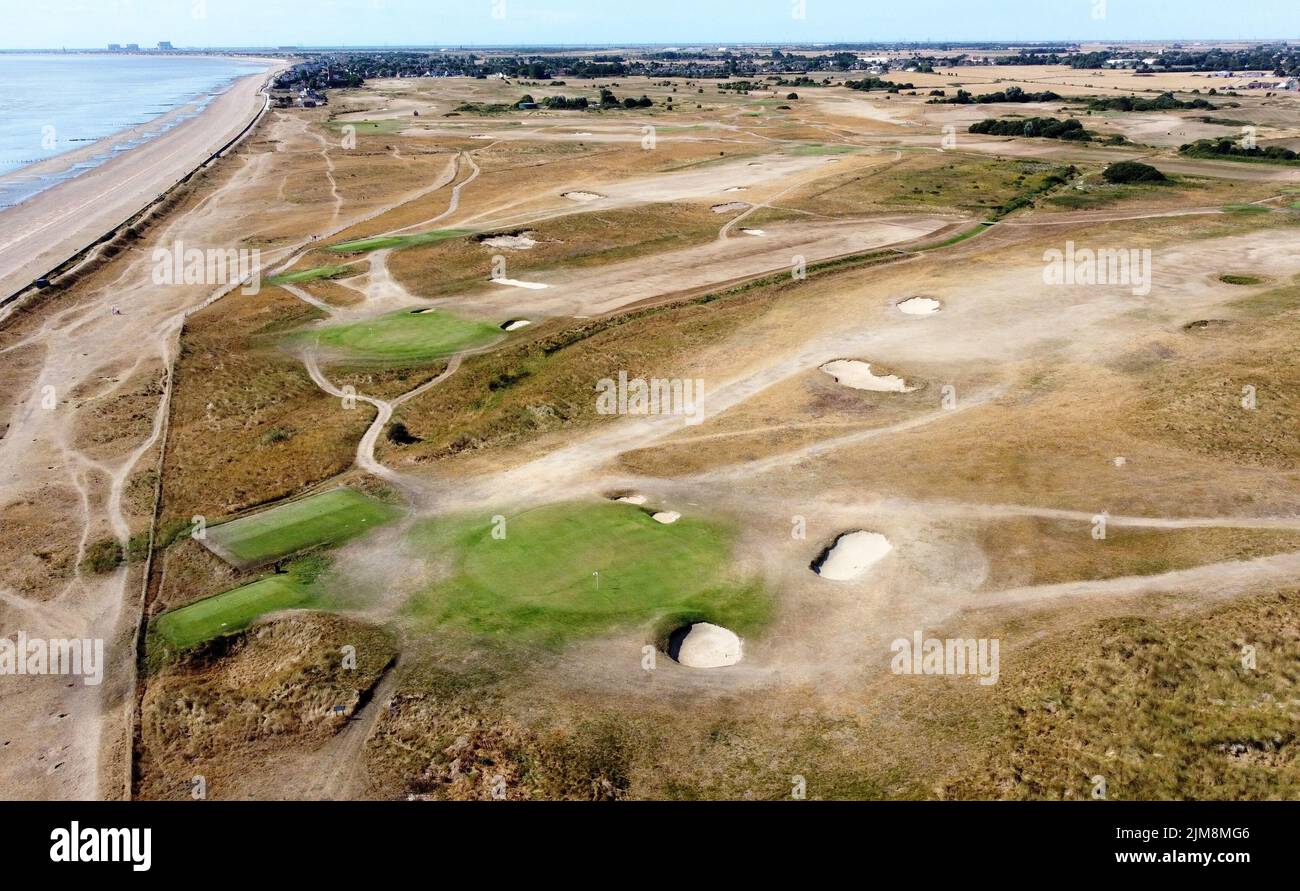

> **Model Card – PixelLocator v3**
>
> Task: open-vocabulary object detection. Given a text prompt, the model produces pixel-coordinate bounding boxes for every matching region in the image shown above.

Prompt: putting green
[206,488,402,567]
[406,501,771,647]
[328,228,473,254]
[304,309,501,364]
[154,570,317,649]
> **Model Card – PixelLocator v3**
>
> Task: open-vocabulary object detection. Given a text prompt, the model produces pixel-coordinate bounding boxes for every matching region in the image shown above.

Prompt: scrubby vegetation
[1180,138,1299,164]
[931,86,1061,104]
[1102,161,1168,184]
[1085,91,1215,112]
[968,116,1093,141]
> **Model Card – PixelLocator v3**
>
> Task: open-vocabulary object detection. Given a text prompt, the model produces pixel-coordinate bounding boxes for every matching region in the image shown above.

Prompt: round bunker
[501,319,532,331]
[811,531,892,581]
[668,622,743,668]
[652,510,682,525]
[740,228,765,236]
[820,359,914,393]
[562,190,604,202]
[898,296,941,316]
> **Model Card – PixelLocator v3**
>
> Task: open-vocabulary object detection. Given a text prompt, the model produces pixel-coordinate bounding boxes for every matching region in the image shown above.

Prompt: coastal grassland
[138,613,396,799]
[302,308,502,365]
[743,153,1071,224]
[205,487,403,568]
[977,518,1300,591]
[403,501,771,648]
[376,276,782,467]
[944,588,1300,799]
[160,286,376,526]
[385,202,728,300]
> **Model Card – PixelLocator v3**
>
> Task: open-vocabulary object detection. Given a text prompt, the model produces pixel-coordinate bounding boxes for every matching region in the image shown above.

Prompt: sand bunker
[711,201,750,214]
[501,319,531,331]
[668,622,743,668]
[820,359,915,393]
[724,186,748,192]
[898,297,941,316]
[562,190,604,202]
[740,228,765,236]
[492,278,549,290]
[811,531,892,581]
[651,510,682,525]
[480,232,538,250]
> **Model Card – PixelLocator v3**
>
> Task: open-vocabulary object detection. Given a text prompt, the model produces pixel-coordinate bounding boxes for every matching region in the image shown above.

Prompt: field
[404,500,771,647]
[302,309,503,364]
[10,53,1300,802]
[204,488,403,567]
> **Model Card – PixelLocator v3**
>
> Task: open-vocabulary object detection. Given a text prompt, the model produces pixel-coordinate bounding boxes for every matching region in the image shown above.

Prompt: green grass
[206,488,403,566]
[267,264,358,286]
[325,118,410,135]
[328,228,474,254]
[1219,273,1264,286]
[405,501,772,648]
[303,309,501,364]
[1221,203,1271,214]
[788,143,860,156]
[153,559,327,649]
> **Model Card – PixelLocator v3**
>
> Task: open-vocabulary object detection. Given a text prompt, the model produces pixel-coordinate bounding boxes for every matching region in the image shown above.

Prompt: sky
[4,0,1297,49]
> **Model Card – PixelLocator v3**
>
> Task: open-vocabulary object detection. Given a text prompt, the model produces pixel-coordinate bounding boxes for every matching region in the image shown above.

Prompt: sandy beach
[0,59,282,301]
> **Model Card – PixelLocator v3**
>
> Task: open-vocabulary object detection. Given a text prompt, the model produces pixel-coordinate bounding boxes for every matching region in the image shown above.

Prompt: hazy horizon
[5,0,1297,50]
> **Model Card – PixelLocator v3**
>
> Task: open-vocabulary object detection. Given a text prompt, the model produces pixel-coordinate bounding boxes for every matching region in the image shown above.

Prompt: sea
[0,53,268,209]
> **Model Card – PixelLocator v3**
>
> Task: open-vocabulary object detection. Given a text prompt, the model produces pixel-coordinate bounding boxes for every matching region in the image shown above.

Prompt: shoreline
[0,57,286,303]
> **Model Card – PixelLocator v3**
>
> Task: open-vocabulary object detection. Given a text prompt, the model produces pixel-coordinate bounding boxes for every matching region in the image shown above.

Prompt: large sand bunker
[652,510,682,525]
[811,531,893,581]
[501,319,532,331]
[562,190,604,202]
[898,296,941,316]
[820,360,915,393]
[668,622,744,668]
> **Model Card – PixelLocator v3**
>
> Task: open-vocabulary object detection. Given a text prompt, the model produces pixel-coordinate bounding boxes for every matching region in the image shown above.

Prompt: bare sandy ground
[0,63,280,301]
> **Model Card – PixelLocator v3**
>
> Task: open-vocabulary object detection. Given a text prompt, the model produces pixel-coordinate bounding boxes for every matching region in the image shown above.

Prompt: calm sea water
[0,54,267,207]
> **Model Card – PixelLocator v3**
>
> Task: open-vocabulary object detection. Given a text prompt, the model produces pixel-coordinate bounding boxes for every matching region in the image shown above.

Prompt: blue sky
[6,0,1297,49]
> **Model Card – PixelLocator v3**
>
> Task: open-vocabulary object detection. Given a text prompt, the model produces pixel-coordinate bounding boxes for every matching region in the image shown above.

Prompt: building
[125,43,139,51]
[107,43,121,51]
[157,41,173,50]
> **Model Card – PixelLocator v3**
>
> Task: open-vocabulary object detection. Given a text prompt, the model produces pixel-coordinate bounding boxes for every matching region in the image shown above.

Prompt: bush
[81,538,124,574]
[1102,161,1168,184]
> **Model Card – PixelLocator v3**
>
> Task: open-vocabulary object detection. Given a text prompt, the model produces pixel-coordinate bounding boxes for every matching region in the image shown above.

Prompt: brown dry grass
[137,613,395,800]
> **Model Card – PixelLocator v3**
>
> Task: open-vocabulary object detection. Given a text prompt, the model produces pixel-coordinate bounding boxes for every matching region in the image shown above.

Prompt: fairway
[267,264,358,285]
[328,228,474,253]
[305,308,501,363]
[154,573,314,649]
[406,501,771,646]
[205,488,403,567]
